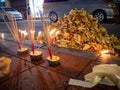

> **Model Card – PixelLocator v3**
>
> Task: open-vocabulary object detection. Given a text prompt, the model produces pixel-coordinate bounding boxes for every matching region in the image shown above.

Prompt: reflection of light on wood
[100,54,111,63]
[100,50,112,63]
[1,33,5,39]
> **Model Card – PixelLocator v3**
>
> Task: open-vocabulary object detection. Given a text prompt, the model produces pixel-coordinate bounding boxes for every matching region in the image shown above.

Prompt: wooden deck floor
[0,34,120,90]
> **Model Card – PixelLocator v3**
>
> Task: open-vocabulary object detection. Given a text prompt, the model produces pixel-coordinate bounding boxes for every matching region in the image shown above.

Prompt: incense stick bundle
[3,14,21,50]
[40,12,53,59]
[26,12,36,54]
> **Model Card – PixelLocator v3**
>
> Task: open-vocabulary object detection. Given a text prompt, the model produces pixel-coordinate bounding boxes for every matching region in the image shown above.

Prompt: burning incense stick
[3,14,21,50]
[26,12,36,54]
[40,12,53,59]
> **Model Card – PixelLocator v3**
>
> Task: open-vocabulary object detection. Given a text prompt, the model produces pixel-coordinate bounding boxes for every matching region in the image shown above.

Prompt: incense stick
[40,12,53,59]
[26,12,36,54]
